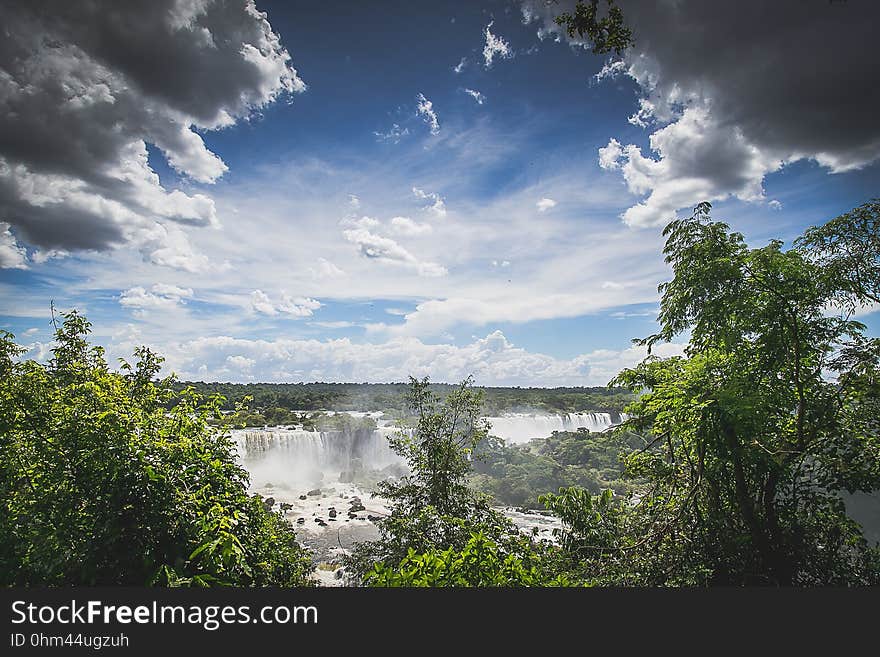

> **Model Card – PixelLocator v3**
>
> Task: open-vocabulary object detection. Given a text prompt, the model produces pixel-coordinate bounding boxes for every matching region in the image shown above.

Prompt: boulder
[296,518,305,525]
[328,509,337,518]
[299,495,308,500]
[307,488,322,496]
[262,497,275,509]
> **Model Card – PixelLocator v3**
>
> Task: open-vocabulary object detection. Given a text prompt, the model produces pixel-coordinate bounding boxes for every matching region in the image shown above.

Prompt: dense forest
[171,380,634,417]
[2,198,878,586]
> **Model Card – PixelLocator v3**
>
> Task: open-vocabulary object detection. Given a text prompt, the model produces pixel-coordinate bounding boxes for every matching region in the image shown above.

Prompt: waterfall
[232,426,403,491]
[231,410,631,490]
[484,412,625,444]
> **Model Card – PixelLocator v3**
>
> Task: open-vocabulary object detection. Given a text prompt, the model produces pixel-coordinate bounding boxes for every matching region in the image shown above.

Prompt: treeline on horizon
[169,380,636,416]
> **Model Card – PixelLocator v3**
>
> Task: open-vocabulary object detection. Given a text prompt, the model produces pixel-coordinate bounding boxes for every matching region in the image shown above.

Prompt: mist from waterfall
[484,412,623,444]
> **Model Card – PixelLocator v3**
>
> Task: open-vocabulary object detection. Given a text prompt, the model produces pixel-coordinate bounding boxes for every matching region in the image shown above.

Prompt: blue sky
[1,0,878,385]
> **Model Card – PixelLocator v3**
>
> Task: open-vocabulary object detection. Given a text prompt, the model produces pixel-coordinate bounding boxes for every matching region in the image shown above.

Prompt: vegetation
[347,377,556,584]
[172,380,634,419]
[470,428,641,508]
[0,313,313,586]
[547,200,880,585]
[554,0,633,56]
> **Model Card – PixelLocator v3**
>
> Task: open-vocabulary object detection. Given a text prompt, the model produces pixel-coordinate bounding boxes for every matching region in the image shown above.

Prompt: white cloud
[598,138,624,170]
[119,284,194,313]
[412,187,447,217]
[453,57,467,74]
[592,59,627,84]
[374,123,410,143]
[768,200,783,211]
[348,194,361,209]
[0,222,28,269]
[536,198,557,212]
[463,88,486,105]
[602,106,781,227]
[416,93,440,135]
[390,216,433,236]
[342,226,447,277]
[153,329,686,387]
[251,290,321,318]
[483,21,513,68]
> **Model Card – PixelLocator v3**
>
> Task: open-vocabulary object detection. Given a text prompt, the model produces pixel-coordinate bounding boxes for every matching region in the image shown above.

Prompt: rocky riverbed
[254,481,562,586]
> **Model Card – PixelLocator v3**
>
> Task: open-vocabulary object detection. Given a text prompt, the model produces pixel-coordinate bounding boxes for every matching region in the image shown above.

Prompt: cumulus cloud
[412,187,447,217]
[0,0,303,263]
[119,283,193,314]
[0,222,27,269]
[462,88,486,105]
[342,226,446,277]
[416,93,440,135]
[483,21,513,67]
[522,0,880,227]
[453,57,467,74]
[153,329,685,386]
[251,289,321,317]
[536,198,557,212]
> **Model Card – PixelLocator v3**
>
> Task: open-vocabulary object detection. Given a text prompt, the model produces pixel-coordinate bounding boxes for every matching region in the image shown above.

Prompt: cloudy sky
[1,0,878,386]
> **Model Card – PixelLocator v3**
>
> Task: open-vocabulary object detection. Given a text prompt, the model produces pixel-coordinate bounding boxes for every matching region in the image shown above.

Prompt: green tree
[0,312,313,586]
[348,376,544,584]
[594,201,880,585]
[554,0,633,55]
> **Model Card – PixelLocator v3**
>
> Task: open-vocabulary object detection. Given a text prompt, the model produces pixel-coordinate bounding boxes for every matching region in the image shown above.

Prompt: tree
[553,0,634,55]
[347,376,545,584]
[0,312,313,586]
[595,201,880,585]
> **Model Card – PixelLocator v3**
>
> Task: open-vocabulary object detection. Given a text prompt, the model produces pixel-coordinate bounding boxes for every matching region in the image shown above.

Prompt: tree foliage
[590,201,880,585]
[554,0,634,55]
[347,377,546,584]
[0,312,313,586]
[365,532,569,587]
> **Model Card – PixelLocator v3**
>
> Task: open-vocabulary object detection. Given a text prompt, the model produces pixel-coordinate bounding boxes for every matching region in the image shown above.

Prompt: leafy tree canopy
[0,312,313,586]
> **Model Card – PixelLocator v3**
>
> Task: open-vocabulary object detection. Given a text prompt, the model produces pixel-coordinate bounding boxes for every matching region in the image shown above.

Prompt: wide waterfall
[484,412,623,444]
[232,425,403,491]
[232,411,628,491]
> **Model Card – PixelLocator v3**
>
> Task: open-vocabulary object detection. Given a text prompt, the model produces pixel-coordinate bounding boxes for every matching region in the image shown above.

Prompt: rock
[262,497,275,509]
[307,488,322,496]
[348,512,358,519]
[265,482,275,488]
[328,509,337,518]
[299,495,308,500]
[349,503,365,513]
[296,518,305,525]
[350,497,362,504]
[280,502,293,511]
